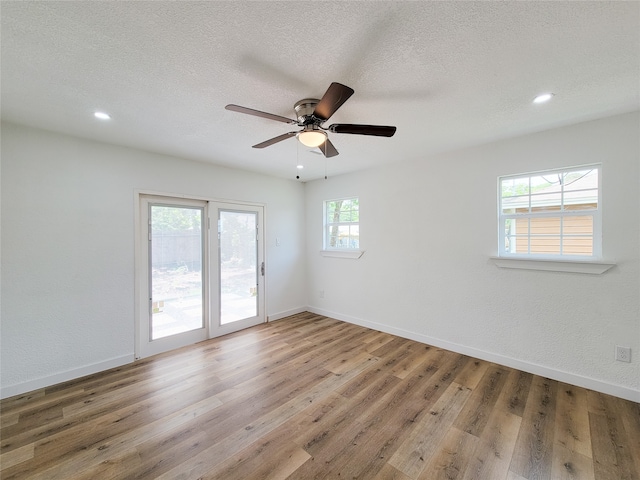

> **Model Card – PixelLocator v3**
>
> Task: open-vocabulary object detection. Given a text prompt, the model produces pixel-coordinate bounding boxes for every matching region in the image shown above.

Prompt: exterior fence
[151,231,202,271]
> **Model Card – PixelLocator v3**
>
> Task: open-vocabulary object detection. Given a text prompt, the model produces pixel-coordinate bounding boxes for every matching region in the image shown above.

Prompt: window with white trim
[499,165,601,259]
[324,197,359,250]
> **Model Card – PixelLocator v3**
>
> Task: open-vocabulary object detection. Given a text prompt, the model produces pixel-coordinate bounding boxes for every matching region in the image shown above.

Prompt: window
[499,165,601,259]
[324,197,359,250]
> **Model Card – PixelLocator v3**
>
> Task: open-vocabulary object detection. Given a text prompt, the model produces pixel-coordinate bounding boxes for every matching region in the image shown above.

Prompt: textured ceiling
[2,1,639,181]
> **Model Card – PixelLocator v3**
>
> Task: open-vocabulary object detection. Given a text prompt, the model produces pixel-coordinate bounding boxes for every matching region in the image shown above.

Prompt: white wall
[1,122,307,398]
[306,112,640,402]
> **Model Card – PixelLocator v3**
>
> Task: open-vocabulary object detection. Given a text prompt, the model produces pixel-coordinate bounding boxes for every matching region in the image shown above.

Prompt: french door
[137,195,265,358]
[210,203,265,337]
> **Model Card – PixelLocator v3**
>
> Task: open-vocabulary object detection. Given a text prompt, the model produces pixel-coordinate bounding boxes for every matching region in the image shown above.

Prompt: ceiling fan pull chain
[296,138,301,180]
[323,137,328,179]
[325,153,328,180]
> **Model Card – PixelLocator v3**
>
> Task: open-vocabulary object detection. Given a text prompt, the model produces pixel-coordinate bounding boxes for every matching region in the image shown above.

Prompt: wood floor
[1,313,638,480]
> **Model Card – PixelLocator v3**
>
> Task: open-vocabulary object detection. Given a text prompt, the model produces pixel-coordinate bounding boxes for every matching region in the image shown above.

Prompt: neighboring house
[502,168,598,255]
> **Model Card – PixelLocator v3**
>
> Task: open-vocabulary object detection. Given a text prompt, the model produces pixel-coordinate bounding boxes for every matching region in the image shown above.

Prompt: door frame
[134,191,267,359]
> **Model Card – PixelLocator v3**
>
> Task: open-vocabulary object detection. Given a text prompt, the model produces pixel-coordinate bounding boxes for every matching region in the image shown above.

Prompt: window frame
[323,196,360,251]
[498,164,602,261]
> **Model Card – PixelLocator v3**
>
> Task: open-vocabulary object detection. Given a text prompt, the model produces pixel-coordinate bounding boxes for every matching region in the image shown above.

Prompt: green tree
[151,206,201,232]
[327,199,359,247]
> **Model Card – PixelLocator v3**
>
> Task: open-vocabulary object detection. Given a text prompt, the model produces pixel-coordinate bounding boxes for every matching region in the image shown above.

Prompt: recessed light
[297,165,304,169]
[94,111,111,120]
[533,93,554,104]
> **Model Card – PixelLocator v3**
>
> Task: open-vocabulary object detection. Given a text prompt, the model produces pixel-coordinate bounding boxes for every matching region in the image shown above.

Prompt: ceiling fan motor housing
[294,99,321,125]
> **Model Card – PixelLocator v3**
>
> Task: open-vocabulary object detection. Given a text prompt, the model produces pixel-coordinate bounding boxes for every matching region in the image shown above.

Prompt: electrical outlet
[615,346,631,363]
[319,290,324,298]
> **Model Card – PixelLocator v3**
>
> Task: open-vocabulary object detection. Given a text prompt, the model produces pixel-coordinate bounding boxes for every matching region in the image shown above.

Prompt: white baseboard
[307,306,640,403]
[1,354,134,400]
[267,306,307,322]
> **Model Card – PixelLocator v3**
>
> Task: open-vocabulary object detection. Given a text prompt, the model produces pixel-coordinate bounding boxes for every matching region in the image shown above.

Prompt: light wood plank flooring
[1,312,638,479]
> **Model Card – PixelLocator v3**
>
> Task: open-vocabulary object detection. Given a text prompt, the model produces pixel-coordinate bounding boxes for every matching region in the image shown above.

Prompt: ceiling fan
[225,82,396,158]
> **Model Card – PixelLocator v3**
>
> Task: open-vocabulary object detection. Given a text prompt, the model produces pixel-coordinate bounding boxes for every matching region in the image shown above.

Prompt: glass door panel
[219,210,258,324]
[150,205,205,338]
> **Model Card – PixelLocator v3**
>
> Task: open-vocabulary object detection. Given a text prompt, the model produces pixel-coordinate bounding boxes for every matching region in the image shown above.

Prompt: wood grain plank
[388,382,473,478]
[130,427,212,479]
[586,389,607,415]
[334,352,469,480]
[453,358,490,390]
[589,392,639,480]
[509,375,557,479]
[364,332,399,353]
[369,336,415,359]
[617,397,640,477]
[453,364,509,437]
[372,463,414,480]
[0,443,34,471]
[420,427,479,480]
[299,372,401,457]
[199,433,310,480]
[554,383,592,459]
[551,442,595,480]
[459,408,521,480]
[0,387,84,421]
[389,345,436,379]
[506,472,529,480]
[71,449,143,480]
[324,349,377,375]
[496,368,533,418]
[301,352,463,480]
[0,390,46,411]
[589,411,621,480]
[0,412,20,429]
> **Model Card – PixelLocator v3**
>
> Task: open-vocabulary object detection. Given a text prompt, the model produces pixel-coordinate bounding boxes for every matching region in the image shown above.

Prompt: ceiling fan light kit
[225,82,397,158]
[298,127,326,148]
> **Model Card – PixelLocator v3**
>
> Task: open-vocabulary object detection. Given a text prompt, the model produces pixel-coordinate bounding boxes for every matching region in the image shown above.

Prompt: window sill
[320,250,364,259]
[490,257,615,274]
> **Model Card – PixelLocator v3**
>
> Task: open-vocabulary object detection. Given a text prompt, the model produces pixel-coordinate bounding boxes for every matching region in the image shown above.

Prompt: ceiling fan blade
[252,131,298,149]
[318,138,339,158]
[226,104,297,124]
[328,124,396,137]
[312,83,354,121]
